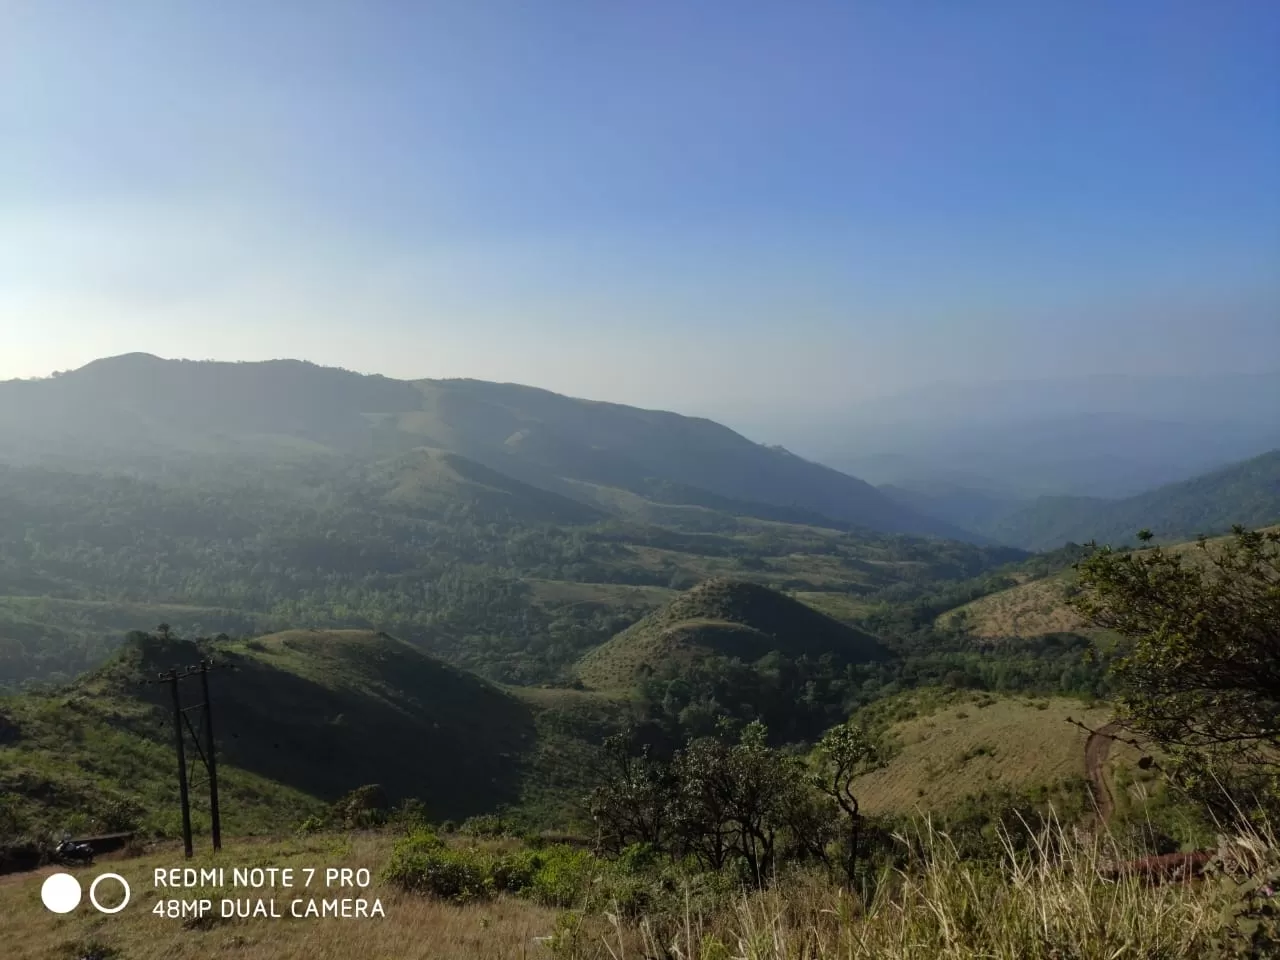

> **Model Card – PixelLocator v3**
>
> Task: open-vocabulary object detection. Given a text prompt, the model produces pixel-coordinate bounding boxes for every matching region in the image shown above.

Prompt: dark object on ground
[52,839,95,865]
[69,832,135,855]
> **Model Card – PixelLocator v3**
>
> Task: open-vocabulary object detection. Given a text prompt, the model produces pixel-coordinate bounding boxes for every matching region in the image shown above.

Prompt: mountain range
[0,354,971,541]
[3,355,1277,551]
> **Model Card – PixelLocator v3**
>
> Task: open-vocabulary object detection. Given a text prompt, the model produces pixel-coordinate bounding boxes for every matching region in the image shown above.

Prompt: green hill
[0,354,970,539]
[981,449,1280,550]
[0,629,552,841]
[577,578,889,690]
[370,447,604,525]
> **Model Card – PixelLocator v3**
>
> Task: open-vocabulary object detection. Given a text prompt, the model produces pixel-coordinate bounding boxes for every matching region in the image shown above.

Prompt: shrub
[383,831,546,903]
[392,798,430,830]
[331,784,389,829]
[460,813,512,838]
[383,842,494,902]
[296,815,326,836]
[527,846,600,908]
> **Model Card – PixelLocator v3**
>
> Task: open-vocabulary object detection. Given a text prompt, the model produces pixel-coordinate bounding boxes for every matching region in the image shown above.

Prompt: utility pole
[166,669,194,858]
[199,660,222,851]
[147,649,229,859]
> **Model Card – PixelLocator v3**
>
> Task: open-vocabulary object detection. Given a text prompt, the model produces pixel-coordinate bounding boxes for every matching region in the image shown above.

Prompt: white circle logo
[89,873,131,914]
[41,872,82,914]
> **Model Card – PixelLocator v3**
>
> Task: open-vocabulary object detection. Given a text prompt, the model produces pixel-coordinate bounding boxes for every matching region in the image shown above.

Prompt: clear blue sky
[2,1,1277,423]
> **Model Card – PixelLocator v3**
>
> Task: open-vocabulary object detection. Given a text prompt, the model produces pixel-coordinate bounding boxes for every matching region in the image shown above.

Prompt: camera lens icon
[90,873,131,914]
[41,872,131,915]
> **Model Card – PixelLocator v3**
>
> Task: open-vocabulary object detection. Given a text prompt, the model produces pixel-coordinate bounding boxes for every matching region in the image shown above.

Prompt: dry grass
[936,574,1094,640]
[852,696,1138,815]
[593,824,1226,960]
[938,526,1280,642]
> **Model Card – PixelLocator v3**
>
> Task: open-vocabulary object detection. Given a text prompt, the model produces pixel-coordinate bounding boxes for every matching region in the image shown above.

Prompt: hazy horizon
[4,2,1278,425]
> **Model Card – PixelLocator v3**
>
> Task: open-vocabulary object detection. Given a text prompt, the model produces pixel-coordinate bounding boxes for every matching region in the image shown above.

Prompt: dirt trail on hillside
[1085,722,1119,823]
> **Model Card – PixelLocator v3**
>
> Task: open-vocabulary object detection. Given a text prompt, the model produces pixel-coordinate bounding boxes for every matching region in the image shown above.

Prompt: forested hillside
[0,456,1021,691]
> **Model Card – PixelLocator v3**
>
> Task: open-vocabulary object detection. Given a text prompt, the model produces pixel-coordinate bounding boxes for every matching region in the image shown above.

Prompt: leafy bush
[526,846,599,908]
[459,813,512,838]
[382,841,496,902]
[384,832,648,911]
[296,815,326,836]
[331,784,389,829]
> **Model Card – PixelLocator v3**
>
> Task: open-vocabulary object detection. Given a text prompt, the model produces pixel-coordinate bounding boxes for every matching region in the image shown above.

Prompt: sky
[2,1,1278,426]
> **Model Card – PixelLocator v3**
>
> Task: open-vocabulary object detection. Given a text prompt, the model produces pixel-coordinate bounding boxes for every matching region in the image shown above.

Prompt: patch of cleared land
[936,573,1093,639]
[854,694,1139,815]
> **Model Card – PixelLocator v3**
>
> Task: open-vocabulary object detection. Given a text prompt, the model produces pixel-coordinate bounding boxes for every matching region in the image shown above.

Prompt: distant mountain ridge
[0,354,971,541]
[796,373,1280,500]
[978,449,1280,550]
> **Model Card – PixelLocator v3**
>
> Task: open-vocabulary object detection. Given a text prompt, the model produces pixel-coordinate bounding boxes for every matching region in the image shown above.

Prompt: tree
[1070,526,1280,808]
[588,734,673,855]
[813,723,880,885]
[588,721,835,884]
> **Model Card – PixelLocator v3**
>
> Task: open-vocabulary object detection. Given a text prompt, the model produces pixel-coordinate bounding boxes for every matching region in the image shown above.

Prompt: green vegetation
[1071,526,1280,821]
[0,627,614,857]
[0,456,1019,692]
[845,691,1117,816]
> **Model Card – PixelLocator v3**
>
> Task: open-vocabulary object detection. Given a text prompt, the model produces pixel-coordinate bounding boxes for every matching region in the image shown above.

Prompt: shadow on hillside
[109,637,538,821]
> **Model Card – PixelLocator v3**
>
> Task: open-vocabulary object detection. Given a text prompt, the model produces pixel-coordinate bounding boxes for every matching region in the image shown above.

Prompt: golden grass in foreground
[585,824,1226,960]
[0,822,1244,960]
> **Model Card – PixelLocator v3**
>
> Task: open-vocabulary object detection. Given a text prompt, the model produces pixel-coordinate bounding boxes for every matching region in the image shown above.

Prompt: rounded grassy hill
[576,578,888,690]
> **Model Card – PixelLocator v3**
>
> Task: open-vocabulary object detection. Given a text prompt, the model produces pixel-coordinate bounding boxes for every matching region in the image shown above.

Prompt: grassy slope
[372,447,605,525]
[935,525,1280,641]
[852,692,1132,816]
[577,578,888,690]
[0,685,320,842]
[936,571,1094,640]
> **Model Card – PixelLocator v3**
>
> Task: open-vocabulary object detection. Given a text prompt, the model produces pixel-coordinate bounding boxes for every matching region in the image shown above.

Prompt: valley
[0,356,1275,958]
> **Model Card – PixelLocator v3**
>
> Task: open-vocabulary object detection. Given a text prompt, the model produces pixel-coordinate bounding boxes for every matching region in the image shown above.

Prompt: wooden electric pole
[147,652,229,858]
[165,669,194,858]
[198,661,222,851]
